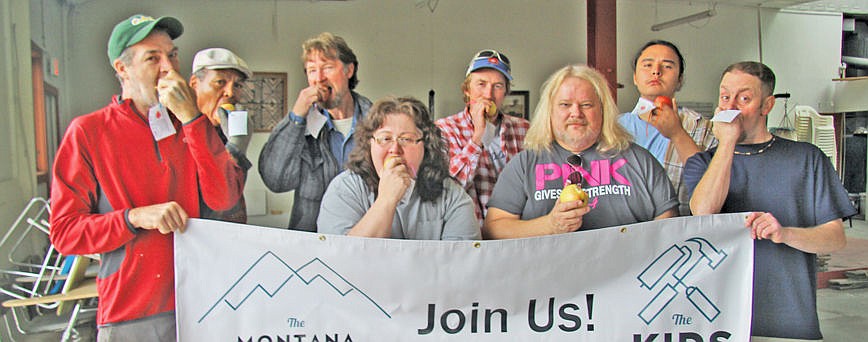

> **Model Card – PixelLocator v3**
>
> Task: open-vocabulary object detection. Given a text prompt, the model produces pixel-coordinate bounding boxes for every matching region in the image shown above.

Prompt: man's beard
[556,126,599,151]
[131,81,160,109]
[319,88,345,110]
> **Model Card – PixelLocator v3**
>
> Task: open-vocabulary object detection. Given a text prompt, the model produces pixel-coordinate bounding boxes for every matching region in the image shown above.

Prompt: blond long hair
[524,64,632,154]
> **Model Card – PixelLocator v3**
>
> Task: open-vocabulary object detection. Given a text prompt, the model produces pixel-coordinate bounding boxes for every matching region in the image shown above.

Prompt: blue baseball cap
[465,49,513,80]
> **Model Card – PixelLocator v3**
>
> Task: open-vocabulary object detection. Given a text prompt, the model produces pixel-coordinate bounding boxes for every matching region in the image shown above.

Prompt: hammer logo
[636,237,727,325]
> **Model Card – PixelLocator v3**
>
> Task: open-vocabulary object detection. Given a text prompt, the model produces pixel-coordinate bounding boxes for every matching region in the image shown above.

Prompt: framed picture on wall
[237,72,288,132]
[503,90,529,120]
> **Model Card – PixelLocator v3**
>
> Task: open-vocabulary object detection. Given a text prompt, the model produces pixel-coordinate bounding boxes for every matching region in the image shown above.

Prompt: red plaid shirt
[436,110,529,223]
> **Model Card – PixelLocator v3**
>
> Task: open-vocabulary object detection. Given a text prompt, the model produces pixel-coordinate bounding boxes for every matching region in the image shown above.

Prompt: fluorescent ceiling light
[651,9,717,31]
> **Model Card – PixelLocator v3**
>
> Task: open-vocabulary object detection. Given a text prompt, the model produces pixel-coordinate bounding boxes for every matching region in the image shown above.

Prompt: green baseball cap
[107,14,183,62]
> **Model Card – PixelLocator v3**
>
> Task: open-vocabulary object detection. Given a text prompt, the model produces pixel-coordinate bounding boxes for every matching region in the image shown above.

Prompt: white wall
[0,0,37,232]
[762,10,842,124]
[0,0,38,340]
[64,0,584,119]
[55,0,846,221]
[62,0,586,221]
[617,2,842,122]
[617,1,761,112]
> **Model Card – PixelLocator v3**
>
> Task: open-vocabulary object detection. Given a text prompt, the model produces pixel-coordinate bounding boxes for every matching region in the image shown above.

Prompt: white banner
[175,214,753,341]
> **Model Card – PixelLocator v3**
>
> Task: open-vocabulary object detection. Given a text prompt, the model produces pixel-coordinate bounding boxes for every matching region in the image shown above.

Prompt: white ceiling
[784,0,868,14]
[63,0,868,15]
[685,0,868,14]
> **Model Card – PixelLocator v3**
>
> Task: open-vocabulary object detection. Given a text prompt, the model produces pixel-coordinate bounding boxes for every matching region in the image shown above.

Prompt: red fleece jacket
[50,97,243,325]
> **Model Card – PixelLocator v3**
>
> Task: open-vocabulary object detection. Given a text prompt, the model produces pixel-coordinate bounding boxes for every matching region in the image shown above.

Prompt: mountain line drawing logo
[198,251,391,323]
[636,237,728,325]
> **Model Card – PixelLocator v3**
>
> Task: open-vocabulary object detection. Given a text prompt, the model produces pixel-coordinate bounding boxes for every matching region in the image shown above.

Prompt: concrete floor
[817,216,868,341]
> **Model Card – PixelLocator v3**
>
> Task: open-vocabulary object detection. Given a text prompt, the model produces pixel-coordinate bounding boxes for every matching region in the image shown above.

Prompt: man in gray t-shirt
[489,142,676,230]
[484,65,678,239]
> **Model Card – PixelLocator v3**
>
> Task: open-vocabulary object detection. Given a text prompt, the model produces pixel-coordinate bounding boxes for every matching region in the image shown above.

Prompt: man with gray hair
[259,32,372,231]
[190,47,253,223]
[49,14,243,340]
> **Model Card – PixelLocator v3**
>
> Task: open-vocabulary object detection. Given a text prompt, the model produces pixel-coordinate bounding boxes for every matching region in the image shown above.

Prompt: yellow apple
[486,102,498,118]
[560,184,588,207]
[384,156,398,169]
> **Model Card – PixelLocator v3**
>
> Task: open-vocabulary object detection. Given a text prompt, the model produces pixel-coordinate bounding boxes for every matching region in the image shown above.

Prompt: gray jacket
[258,92,372,231]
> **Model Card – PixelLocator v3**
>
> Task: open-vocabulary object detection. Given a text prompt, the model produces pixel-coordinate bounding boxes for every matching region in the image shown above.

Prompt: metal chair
[0,198,97,341]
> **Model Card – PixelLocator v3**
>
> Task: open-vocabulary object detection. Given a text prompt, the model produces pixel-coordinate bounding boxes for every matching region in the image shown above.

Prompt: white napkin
[148,104,176,141]
[632,97,656,114]
[306,109,328,137]
[711,110,741,123]
[228,110,248,136]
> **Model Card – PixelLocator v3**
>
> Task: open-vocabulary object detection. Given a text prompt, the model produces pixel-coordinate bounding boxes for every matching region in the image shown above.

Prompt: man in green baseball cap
[107,14,183,62]
[106,13,193,118]
[50,14,244,341]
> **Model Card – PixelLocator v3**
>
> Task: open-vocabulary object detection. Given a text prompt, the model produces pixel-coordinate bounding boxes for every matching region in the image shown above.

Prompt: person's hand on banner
[547,200,591,234]
[745,211,783,243]
[128,201,190,234]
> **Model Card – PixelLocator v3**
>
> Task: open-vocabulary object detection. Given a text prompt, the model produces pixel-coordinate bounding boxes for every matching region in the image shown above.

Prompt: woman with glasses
[484,65,678,239]
[317,96,481,240]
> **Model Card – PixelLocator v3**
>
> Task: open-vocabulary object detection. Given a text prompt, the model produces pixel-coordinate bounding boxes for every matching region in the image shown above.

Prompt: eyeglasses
[468,50,511,70]
[566,154,584,186]
[372,135,424,147]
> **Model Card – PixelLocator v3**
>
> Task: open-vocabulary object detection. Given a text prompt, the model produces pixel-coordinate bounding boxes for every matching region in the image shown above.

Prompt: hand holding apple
[648,96,685,139]
[654,95,673,110]
[548,189,591,234]
[487,102,497,118]
[559,184,588,208]
[378,156,411,205]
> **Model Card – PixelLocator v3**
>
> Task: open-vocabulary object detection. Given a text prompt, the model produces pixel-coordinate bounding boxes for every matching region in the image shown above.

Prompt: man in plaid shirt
[618,40,716,215]
[436,50,529,223]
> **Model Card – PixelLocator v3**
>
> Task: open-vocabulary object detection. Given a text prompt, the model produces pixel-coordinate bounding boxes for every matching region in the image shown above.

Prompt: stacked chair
[0,197,98,341]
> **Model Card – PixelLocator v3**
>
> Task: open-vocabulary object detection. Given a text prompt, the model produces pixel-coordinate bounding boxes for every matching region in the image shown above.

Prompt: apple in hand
[384,156,400,169]
[486,102,498,118]
[654,95,673,110]
[559,184,588,207]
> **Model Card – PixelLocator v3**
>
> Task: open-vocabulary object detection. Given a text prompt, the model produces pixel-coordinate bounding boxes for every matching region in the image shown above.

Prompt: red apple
[654,95,673,110]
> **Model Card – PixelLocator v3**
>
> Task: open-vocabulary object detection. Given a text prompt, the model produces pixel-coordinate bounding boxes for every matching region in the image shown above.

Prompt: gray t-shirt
[684,137,857,339]
[488,143,678,230]
[317,171,481,240]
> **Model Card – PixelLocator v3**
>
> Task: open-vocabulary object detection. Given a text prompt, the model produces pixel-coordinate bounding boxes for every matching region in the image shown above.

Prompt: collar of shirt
[306,92,363,138]
[323,93,362,136]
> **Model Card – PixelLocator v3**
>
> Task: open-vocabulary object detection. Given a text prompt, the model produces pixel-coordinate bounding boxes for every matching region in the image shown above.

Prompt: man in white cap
[190,47,253,223]
[49,14,243,340]
[436,49,529,224]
